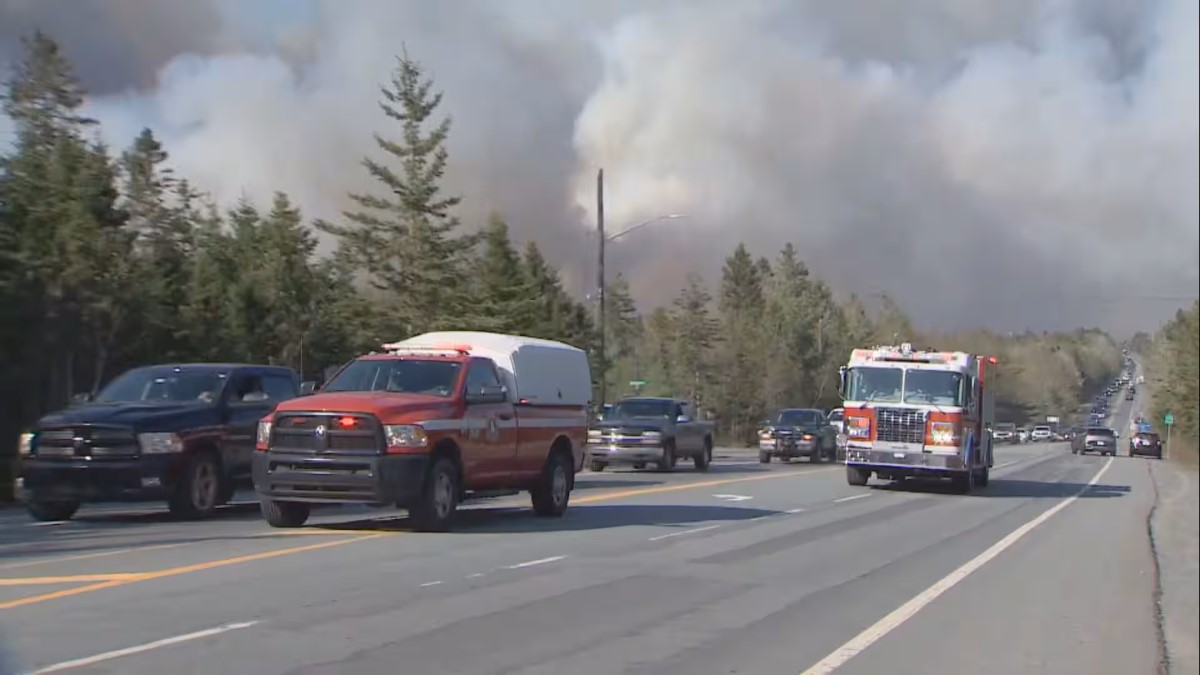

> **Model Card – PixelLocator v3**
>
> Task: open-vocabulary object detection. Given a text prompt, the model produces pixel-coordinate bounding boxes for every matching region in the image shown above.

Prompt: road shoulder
[1148,458,1199,675]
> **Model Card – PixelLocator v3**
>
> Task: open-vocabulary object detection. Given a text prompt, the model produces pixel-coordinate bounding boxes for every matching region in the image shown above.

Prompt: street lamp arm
[606,213,687,242]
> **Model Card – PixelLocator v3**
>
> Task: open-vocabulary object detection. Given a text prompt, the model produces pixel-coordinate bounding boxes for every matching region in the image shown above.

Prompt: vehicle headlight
[137,432,183,454]
[18,432,35,456]
[641,430,663,444]
[256,420,273,446]
[928,422,960,446]
[384,424,428,451]
[587,429,601,440]
[846,417,871,439]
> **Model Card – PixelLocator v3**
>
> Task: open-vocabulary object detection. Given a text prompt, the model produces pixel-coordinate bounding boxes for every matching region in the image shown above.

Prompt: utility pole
[596,168,607,409]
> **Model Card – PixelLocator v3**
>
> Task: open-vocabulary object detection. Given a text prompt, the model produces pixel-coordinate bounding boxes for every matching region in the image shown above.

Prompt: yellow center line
[0,573,145,586]
[1,464,835,610]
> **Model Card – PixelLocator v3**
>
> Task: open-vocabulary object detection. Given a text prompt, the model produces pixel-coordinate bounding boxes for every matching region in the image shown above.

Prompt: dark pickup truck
[586,397,715,472]
[758,408,838,463]
[17,363,301,521]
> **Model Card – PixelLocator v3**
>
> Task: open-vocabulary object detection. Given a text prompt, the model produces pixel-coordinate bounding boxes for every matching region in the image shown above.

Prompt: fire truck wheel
[846,466,869,486]
[976,467,990,487]
[759,451,772,464]
[952,468,975,494]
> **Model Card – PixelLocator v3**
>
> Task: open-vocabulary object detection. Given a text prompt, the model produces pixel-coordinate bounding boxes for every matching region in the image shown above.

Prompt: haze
[2,0,1196,335]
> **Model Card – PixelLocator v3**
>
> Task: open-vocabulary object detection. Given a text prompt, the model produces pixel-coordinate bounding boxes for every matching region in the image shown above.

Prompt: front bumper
[586,443,665,465]
[844,444,966,473]
[759,437,817,458]
[17,455,181,503]
[253,451,428,506]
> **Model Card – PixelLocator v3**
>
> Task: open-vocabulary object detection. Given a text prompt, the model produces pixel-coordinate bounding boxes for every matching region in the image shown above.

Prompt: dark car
[17,363,301,521]
[1071,426,1118,457]
[758,408,838,463]
[1129,431,1162,459]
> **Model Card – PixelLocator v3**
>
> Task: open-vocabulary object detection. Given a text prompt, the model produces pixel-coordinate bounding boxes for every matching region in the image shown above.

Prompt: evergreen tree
[473,214,536,332]
[318,53,475,338]
[717,243,766,442]
[672,274,719,413]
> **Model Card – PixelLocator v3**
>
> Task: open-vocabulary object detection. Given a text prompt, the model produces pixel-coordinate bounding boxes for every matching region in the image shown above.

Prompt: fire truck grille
[875,407,926,444]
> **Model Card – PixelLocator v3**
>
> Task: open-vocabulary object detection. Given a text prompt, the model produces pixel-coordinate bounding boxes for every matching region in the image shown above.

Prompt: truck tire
[656,441,676,472]
[846,466,869,486]
[589,460,606,472]
[410,457,459,532]
[168,451,223,519]
[977,466,990,487]
[531,451,572,517]
[694,439,712,472]
[759,450,772,464]
[26,500,80,522]
[261,499,310,528]
[951,468,975,494]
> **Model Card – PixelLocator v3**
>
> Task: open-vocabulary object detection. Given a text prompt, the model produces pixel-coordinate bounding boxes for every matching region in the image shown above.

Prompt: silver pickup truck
[586,397,716,472]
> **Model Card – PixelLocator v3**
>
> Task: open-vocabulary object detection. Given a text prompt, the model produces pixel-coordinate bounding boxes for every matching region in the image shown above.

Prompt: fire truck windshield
[323,358,462,397]
[846,367,964,407]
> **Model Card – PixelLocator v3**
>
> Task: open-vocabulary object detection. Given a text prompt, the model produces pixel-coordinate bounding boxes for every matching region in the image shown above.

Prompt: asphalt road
[0,400,1187,674]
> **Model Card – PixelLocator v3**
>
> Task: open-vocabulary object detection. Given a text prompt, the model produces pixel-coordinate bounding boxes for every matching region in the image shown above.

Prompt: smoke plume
[2,0,1196,334]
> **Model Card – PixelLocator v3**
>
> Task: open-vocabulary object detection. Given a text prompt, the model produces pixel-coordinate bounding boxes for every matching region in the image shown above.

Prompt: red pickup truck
[252,332,593,531]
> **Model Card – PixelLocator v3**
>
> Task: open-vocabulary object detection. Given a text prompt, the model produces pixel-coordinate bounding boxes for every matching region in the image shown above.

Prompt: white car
[1031,425,1054,442]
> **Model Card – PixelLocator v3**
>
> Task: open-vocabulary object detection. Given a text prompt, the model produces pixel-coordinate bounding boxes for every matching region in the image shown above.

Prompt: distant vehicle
[253,332,593,531]
[18,363,301,521]
[1072,427,1118,456]
[838,343,996,493]
[827,407,845,434]
[992,422,1018,444]
[1017,427,1030,442]
[758,408,838,463]
[1030,425,1054,443]
[1129,431,1162,459]
[589,396,715,472]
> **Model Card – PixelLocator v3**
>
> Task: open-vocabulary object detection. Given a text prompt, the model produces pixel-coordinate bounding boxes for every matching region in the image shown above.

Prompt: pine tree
[473,214,537,332]
[604,273,643,397]
[717,243,766,443]
[318,52,475,338]
[672,274,719,413]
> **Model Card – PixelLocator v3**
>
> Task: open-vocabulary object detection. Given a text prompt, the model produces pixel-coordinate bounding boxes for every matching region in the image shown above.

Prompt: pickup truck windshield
[775,410,823,426]
[1086,427,1116,436]
[323,358,462,397]
[995,423,1016,431]
[846,367,964,406]
[609,400,674,419]
[96,367,229,403]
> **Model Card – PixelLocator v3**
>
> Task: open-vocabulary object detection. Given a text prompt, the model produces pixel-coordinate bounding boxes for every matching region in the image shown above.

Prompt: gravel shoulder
[1148,457,1199,675]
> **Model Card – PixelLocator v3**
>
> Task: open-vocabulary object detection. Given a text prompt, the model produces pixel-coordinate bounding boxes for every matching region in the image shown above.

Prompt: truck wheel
[656,442,676,472]
[810,446,824,464]
[589,460,606,472]
[410,457,459,532]
[261,499,310,528]
[846,466,869,486]
[531,451,572,517]
[26,500,80,522]
[952,468,975,494]
[694,440,712,472]
[977,467,990,487]
[168,452,223,519]
[759,451,772,464]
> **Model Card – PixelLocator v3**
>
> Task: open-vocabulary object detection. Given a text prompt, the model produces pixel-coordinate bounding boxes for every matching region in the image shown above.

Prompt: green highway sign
[1164,413,1174,426]
[629,380,647,387]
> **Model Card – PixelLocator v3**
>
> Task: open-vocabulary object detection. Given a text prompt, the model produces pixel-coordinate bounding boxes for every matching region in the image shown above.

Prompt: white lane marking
[648,524,722,542]
[787,508,807,514]
[466,573,486,579]
[26,521,70,527]
[506,555,567,569]
[993,460,1018,470]
[28,620,260,673]
[748,515,772,522]
[833,494,871,503]
[713,494,754,502]
[799,455,1115,675]
[419,581,443,588]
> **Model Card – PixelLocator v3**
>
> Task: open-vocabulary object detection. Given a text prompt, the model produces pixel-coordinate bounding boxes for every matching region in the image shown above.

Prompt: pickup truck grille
[270,413,383,455]
[35,425,138,459]
[875,407,926,444]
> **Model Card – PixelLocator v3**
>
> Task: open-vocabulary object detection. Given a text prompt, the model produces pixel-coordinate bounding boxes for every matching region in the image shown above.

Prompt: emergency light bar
[380,343,472,356]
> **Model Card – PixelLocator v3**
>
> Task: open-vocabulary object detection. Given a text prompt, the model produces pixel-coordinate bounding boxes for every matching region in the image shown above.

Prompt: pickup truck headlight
[137,432,183,454]
[256,420,273,446]
[640,430,662,444]
[384,424,428,452]
[18,432,35,456]
[587,429,602,440]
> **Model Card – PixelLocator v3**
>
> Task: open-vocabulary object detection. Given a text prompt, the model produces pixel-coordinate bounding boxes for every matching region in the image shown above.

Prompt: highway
[0,397,1192,674]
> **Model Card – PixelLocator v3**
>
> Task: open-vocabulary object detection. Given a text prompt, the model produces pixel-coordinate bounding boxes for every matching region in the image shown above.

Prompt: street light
[594,168,687,407]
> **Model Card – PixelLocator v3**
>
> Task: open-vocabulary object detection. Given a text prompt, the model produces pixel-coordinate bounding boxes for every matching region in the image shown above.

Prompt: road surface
[0,403,1188,673]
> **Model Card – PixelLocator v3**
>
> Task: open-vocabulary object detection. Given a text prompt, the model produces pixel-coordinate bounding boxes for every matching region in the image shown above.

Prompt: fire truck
[838,343,997,493]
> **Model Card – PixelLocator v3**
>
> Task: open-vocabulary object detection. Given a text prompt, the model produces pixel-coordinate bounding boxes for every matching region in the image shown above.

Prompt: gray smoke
[2,0,1196,335]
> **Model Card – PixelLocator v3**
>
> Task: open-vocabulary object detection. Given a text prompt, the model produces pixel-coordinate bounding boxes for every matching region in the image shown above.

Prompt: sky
[1,0,1197,337]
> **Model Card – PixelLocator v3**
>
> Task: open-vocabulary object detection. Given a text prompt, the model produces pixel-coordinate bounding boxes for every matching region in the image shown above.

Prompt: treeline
[1,31,1127,477]
[1140,301,1199,459]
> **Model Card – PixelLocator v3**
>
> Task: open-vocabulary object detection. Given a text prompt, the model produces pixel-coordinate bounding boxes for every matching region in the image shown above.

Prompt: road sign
[1164,413,1174,426]
[629,380,647,387]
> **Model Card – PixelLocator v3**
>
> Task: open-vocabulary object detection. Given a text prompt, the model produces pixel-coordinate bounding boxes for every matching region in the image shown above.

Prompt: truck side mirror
[837,366,847,397]
[676,414,691,423]
[466,384,507,404]
[299,381,317,395]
